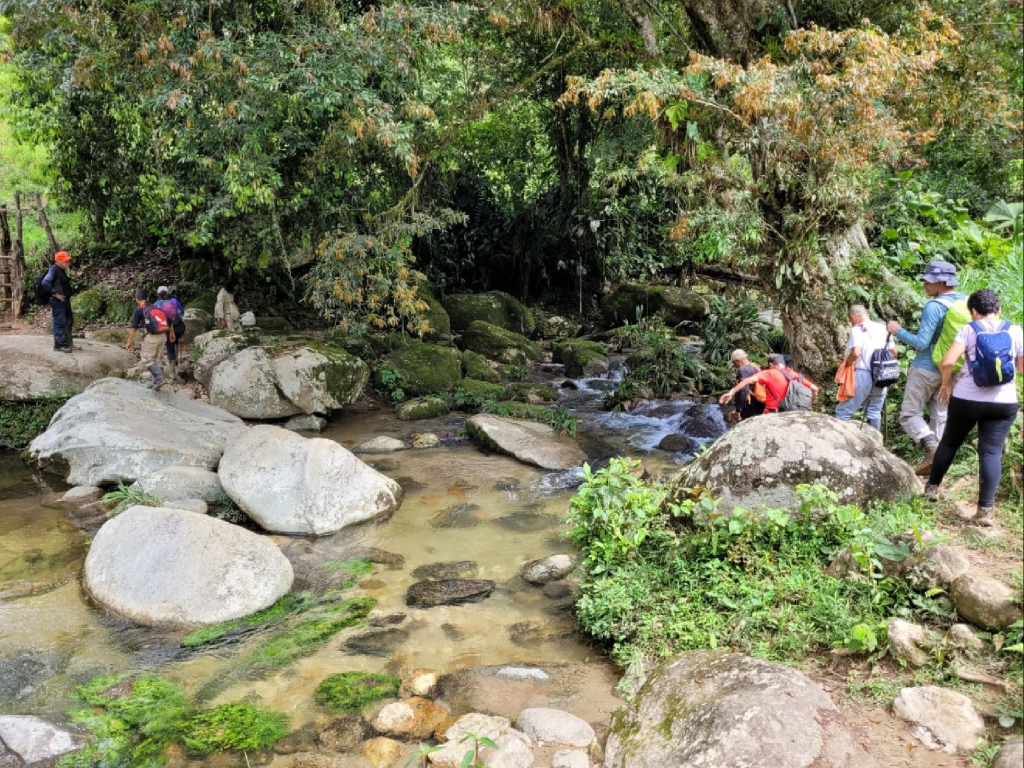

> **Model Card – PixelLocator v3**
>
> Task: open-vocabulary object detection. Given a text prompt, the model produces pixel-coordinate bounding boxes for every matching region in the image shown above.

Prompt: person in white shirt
[835,304,897,430]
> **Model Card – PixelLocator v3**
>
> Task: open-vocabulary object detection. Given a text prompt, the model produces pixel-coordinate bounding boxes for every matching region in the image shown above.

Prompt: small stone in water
[406,579,495,608]
[412,560,479,580]
[496,666,550,681]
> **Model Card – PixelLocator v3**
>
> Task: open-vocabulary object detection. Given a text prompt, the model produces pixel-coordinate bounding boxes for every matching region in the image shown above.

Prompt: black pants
[740,399,766,419]
[929,396,1018,508]
[49,297,73,348]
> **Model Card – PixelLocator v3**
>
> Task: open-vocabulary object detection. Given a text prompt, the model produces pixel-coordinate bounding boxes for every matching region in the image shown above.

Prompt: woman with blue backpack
[924,289,1023,526]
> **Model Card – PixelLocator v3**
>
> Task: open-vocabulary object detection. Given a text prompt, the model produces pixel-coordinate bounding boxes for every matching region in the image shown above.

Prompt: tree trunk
[678,0,778,61]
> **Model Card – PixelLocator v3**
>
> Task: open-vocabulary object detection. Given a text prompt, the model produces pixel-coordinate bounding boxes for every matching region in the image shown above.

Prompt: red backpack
[143,305,170,334]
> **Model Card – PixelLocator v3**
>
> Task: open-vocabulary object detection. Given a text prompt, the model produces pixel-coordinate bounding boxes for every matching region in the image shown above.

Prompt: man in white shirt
[835,304,897,430]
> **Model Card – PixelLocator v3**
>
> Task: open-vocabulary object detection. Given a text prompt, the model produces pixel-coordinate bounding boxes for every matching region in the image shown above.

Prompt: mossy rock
[257,316,294,334]
[461,321,541,366]
[381,341,462,396]
[71,287,107,322]
[535,312,582,340]
[457,379,506,404]
[443,291,536,336]
[180,702,289,755]
[314,672,401,714]
[100,289,137,325]
[187,291,219,317]
[504,382,558,403]
[419,292,451,341]
[462,349,500,383]
[395,396,450,421]
[553,340,608,377]
[86,328,132,347]
[602,283,709,326]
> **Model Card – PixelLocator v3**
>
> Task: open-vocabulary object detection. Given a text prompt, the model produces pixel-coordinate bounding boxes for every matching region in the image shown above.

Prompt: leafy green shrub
[0,395,68,449]
[700,297,776,366]
[567,467,946,669]
[102,482,162,514]
[180,702,289,755]
[313,672,401,713]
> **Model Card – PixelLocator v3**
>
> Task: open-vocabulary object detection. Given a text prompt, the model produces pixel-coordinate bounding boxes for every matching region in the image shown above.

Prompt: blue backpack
[968,321,1016,387]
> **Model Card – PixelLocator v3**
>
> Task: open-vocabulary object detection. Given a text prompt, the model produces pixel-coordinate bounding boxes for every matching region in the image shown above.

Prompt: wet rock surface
[466,415,586,471]
[405,579,496,608]
[411,561,479,580]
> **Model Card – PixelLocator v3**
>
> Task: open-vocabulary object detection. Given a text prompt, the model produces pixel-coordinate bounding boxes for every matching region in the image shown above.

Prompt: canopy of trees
[3,0,1021,371]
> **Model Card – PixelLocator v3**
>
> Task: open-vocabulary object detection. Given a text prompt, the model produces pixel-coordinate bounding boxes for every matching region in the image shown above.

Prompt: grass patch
[102,482,162,515]
[0,396,68,449]
[566,459,948,672]
[480,400,576,436]
[180,592,315,648]
[179,702,289,755]
[313,671,401,713]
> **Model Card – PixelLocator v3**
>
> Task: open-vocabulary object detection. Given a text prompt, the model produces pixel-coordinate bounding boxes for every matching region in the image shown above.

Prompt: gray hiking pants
[899,367,947,444]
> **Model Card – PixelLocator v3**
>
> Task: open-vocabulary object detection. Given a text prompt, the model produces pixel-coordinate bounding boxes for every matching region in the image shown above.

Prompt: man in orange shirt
[719,354,819,413]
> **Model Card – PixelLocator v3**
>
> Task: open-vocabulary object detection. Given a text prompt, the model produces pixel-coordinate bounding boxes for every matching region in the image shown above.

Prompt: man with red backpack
[720,354,819,414]
[156,286,187,381]
[125,289,171,390]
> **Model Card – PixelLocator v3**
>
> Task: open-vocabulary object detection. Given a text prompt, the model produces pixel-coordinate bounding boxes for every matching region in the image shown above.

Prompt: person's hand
[886,320,900,335]
[219,318,227,329]
[124,343,132,351]
[719,392,733,404]
[937,383,952,405]
[54,293,65,302]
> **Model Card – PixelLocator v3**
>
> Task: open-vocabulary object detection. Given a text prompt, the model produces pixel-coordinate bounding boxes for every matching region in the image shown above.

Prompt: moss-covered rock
[462,349,500,383]
[443,291,536,336]
[86,328,132,347]
[602,283,709,327]
[314,672,401,714]
[419,292,451,341]
[257,316,294,333]
[553,340,608,377]
[72,288,107,322]
[504,382,558,403]
[461,321,541,366]
[535,312,583,340]
[381,341,462,396]
[457,379,507,404]
[187,291,218,317]
[395,396,451,421]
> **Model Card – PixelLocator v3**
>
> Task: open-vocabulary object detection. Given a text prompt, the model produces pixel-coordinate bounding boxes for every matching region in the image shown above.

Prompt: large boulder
[602,284,708,327]
[0,336,138,402]
[552,341,607,378]
[133,466,224,503]
[84,505,293,627]
[28,378,244,486]
[193,330,255,386]
[443,291,535,336]
[380,341,463,396]
[218,425,402,535]
[419,292,452,341]
[181,307,214,346]
[206,341,368,419]
[461,322,541,366]
[667,412,920,513]
[466,415,585,470]
[604,650,879,768]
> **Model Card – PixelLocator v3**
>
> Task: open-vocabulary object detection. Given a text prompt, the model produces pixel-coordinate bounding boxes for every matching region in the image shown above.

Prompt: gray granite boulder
[466,415,585,471]
[133,466,223,503]
[0,335,137,402]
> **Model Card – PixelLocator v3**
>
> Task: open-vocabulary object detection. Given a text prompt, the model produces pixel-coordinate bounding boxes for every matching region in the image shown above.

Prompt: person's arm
[42,267,65,301]
[891,300,944,351]
[720,373,763,403]
[806,379,820,400]
[214,291,226,327]
[936,340,965,404]
[125,327,137,351]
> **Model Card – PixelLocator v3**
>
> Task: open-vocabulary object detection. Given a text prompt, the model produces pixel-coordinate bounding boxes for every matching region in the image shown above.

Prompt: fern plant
[102,482,162,514]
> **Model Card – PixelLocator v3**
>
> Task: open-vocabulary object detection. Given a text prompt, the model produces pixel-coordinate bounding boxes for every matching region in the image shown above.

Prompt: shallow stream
[0,366,724,744]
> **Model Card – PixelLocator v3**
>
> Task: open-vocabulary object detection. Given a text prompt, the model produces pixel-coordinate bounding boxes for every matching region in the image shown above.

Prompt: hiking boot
[56,346,72,354]
[970,507,995,527]
[923,483,940,503]
[915,437,939,477]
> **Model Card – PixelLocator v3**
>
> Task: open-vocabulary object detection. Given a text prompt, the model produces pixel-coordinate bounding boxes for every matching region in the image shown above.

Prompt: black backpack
[32,268,53,304]
[870,333,900,386]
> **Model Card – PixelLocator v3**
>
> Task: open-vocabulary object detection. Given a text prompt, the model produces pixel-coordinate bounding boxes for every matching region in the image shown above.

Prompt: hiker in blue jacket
[41,251,74,352]
[886,260,965,475]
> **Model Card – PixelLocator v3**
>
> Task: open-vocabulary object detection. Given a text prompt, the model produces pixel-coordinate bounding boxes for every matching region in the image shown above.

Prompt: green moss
[535,312,582,340]
[442,291,536,335]
[456,379,507,405]
[313,672,401,714]
[553,340,608,377]
[256,316,294,333]
[462,349,500,383]
[322,558,374,588]
[303,342,370,405]
[0,395,68,450]
[504,381,558,403]
[395,395,451,420]
[186,291,218,316]
[601,283,708,326]
[181,592,315,648]
[419,291,451,341]
[461,321,541,365]
[381,341,462,396]
[71,287,106,322]
[180,702,289,756]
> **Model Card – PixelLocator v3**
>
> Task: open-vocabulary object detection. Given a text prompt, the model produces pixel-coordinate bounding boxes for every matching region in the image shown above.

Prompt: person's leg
[929,383,949,442]
[141,334,166,389]
[900,368,942,442]
[974,403,1018,510]
[836,370,872,422]
[927,397,978,490]
[63,301,75,349]
[49,298,69,350]
[864,385,887,431]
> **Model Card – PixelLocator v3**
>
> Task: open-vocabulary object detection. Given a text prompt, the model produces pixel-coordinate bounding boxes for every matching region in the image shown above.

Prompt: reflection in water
[0,378,716,727]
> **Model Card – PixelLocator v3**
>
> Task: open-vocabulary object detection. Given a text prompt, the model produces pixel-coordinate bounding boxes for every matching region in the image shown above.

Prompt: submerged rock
[343,627,410,657]
[406,579,495,608]
[521,555,574,584]
[284,414,328,433]
[668,411,920,513]
[0,716,86,767]
[604,649,879,768]
[356,436,407,454]
[28,378,244,486]
[0,335,138,402]
[84,505,293,627]
[411,561,479,580]
[466,414,585,471]
[219,425,402,536]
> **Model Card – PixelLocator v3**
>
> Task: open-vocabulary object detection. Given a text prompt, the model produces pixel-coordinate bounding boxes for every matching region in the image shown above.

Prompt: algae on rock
[381,341,462,396]
[461,321,541,366]
[442,291,535,336]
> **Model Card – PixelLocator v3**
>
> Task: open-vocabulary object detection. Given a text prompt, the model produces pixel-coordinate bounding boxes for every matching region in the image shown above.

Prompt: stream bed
[0,368,724,753]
